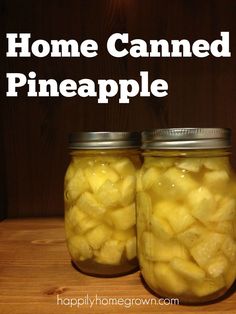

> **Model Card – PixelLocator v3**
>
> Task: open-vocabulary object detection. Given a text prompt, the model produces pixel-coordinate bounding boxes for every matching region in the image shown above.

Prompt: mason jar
[64,132,141,276]
[137,128,236,303]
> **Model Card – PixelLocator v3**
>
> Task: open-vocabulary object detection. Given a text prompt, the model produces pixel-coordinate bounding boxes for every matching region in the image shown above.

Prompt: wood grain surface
[0,218,236,314]
[1,0,236,217]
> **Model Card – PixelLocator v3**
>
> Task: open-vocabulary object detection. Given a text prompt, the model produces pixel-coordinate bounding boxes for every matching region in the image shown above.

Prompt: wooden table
[0,218,236,314]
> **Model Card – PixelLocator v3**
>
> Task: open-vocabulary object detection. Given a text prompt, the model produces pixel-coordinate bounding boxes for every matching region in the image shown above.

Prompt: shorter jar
[64,132,141,276]
[137,128,236,303]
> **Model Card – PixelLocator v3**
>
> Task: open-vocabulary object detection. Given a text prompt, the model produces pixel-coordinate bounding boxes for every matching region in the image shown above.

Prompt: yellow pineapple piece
[142,167,161,190]
[119,175,136,206]
[112,228,135,241]
[151,167,198,200]
[85,164,119,193]
[136,192,152,235]
[151,215,174,240]
[210,197,236,222]
[65,168,90,201]
[96,180,121,208]
[204,170,229,192]
[66,205,99,235]
[154,262,188,295]
[125,236,137,260]
[191,276,225,297]
[152,200,176,219]
[77,192,106,218]
[166,205,195,233]
[206,254,229,278]
[203,157,230,171]
[190,232,225,267]
[177,223,207,248]
[95,240,124,265]
[67,235,93,261]
[188,187,216,223]
[144,157,174,169]
[111,157,136,177]
[141,232,189,262]
[221,236,236,263]
[209,221,235,235]
[170,257,205,281]
[64,162,76,183]
[86,224,112,250]
[175,158,202,172]
[108,203,136,231]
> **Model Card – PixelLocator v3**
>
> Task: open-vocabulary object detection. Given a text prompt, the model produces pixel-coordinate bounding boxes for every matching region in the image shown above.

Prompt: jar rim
[68,131,141,149]
[142,128,231,150]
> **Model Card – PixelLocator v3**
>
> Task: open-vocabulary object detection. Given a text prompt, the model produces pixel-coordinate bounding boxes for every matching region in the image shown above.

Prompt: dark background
[1,0,236,219]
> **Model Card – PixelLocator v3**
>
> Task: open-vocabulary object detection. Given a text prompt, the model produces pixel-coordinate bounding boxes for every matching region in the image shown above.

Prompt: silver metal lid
[69,132,141,149]
[142,128,231,150]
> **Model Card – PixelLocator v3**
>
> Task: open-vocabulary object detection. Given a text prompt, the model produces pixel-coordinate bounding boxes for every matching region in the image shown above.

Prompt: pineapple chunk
[111,157,135,177]
[65,168,90,201]
[108,203,136,231]
[154,262,188,295]
[142,167,161,190]
[177,224,207,248]
[175,158,202,172]
[191,276,225,297]
[136,192,152,235]
[86,224,112,250]
[151,215,174,240]
[95,240,124,265]
[151,167,198,200]
[166,205,195,233]
[142,232,189,262]
[210,221,235,235]
[96,180,121,208]
[67,235,93,261]
[203,157,230,171]
[112,228,135,241]
[119,175,136,206]
[206,254,229,278]
[188,187,216,223]
[221,236,236,263]
[66,205,99,234]
[190,232,225,267]
[210,197,236,222]
[77,192,106,218]
[125,236,137,260]
[85,165,119,192]
[64,162,76,183]
[152,200,176,219]
[170,257,205,281]
[204,170,229,191]
[144,157,174,169]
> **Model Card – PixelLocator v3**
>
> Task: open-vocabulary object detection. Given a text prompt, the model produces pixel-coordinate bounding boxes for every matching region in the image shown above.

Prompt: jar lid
[142,128,231,150]
[69,131,141,149]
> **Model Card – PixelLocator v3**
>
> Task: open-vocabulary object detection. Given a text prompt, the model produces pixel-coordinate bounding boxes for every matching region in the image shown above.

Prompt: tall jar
[137,128,236,303]
[64,132,141,276]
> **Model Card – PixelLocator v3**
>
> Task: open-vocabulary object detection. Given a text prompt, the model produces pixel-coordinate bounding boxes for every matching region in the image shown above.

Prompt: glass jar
[64,132,141,276]
[137,128,236,303]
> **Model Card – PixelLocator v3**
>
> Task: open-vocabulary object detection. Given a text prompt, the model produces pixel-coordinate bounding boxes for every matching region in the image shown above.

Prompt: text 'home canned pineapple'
[137,128,236,303]
[64,132,141,276]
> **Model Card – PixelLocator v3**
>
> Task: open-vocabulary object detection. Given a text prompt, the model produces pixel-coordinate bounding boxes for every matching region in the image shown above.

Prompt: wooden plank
[0,218,236,314]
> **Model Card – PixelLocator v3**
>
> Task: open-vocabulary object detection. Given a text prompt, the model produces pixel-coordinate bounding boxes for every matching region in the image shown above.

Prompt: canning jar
[137,128,236,303]
[64,132,141,276]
